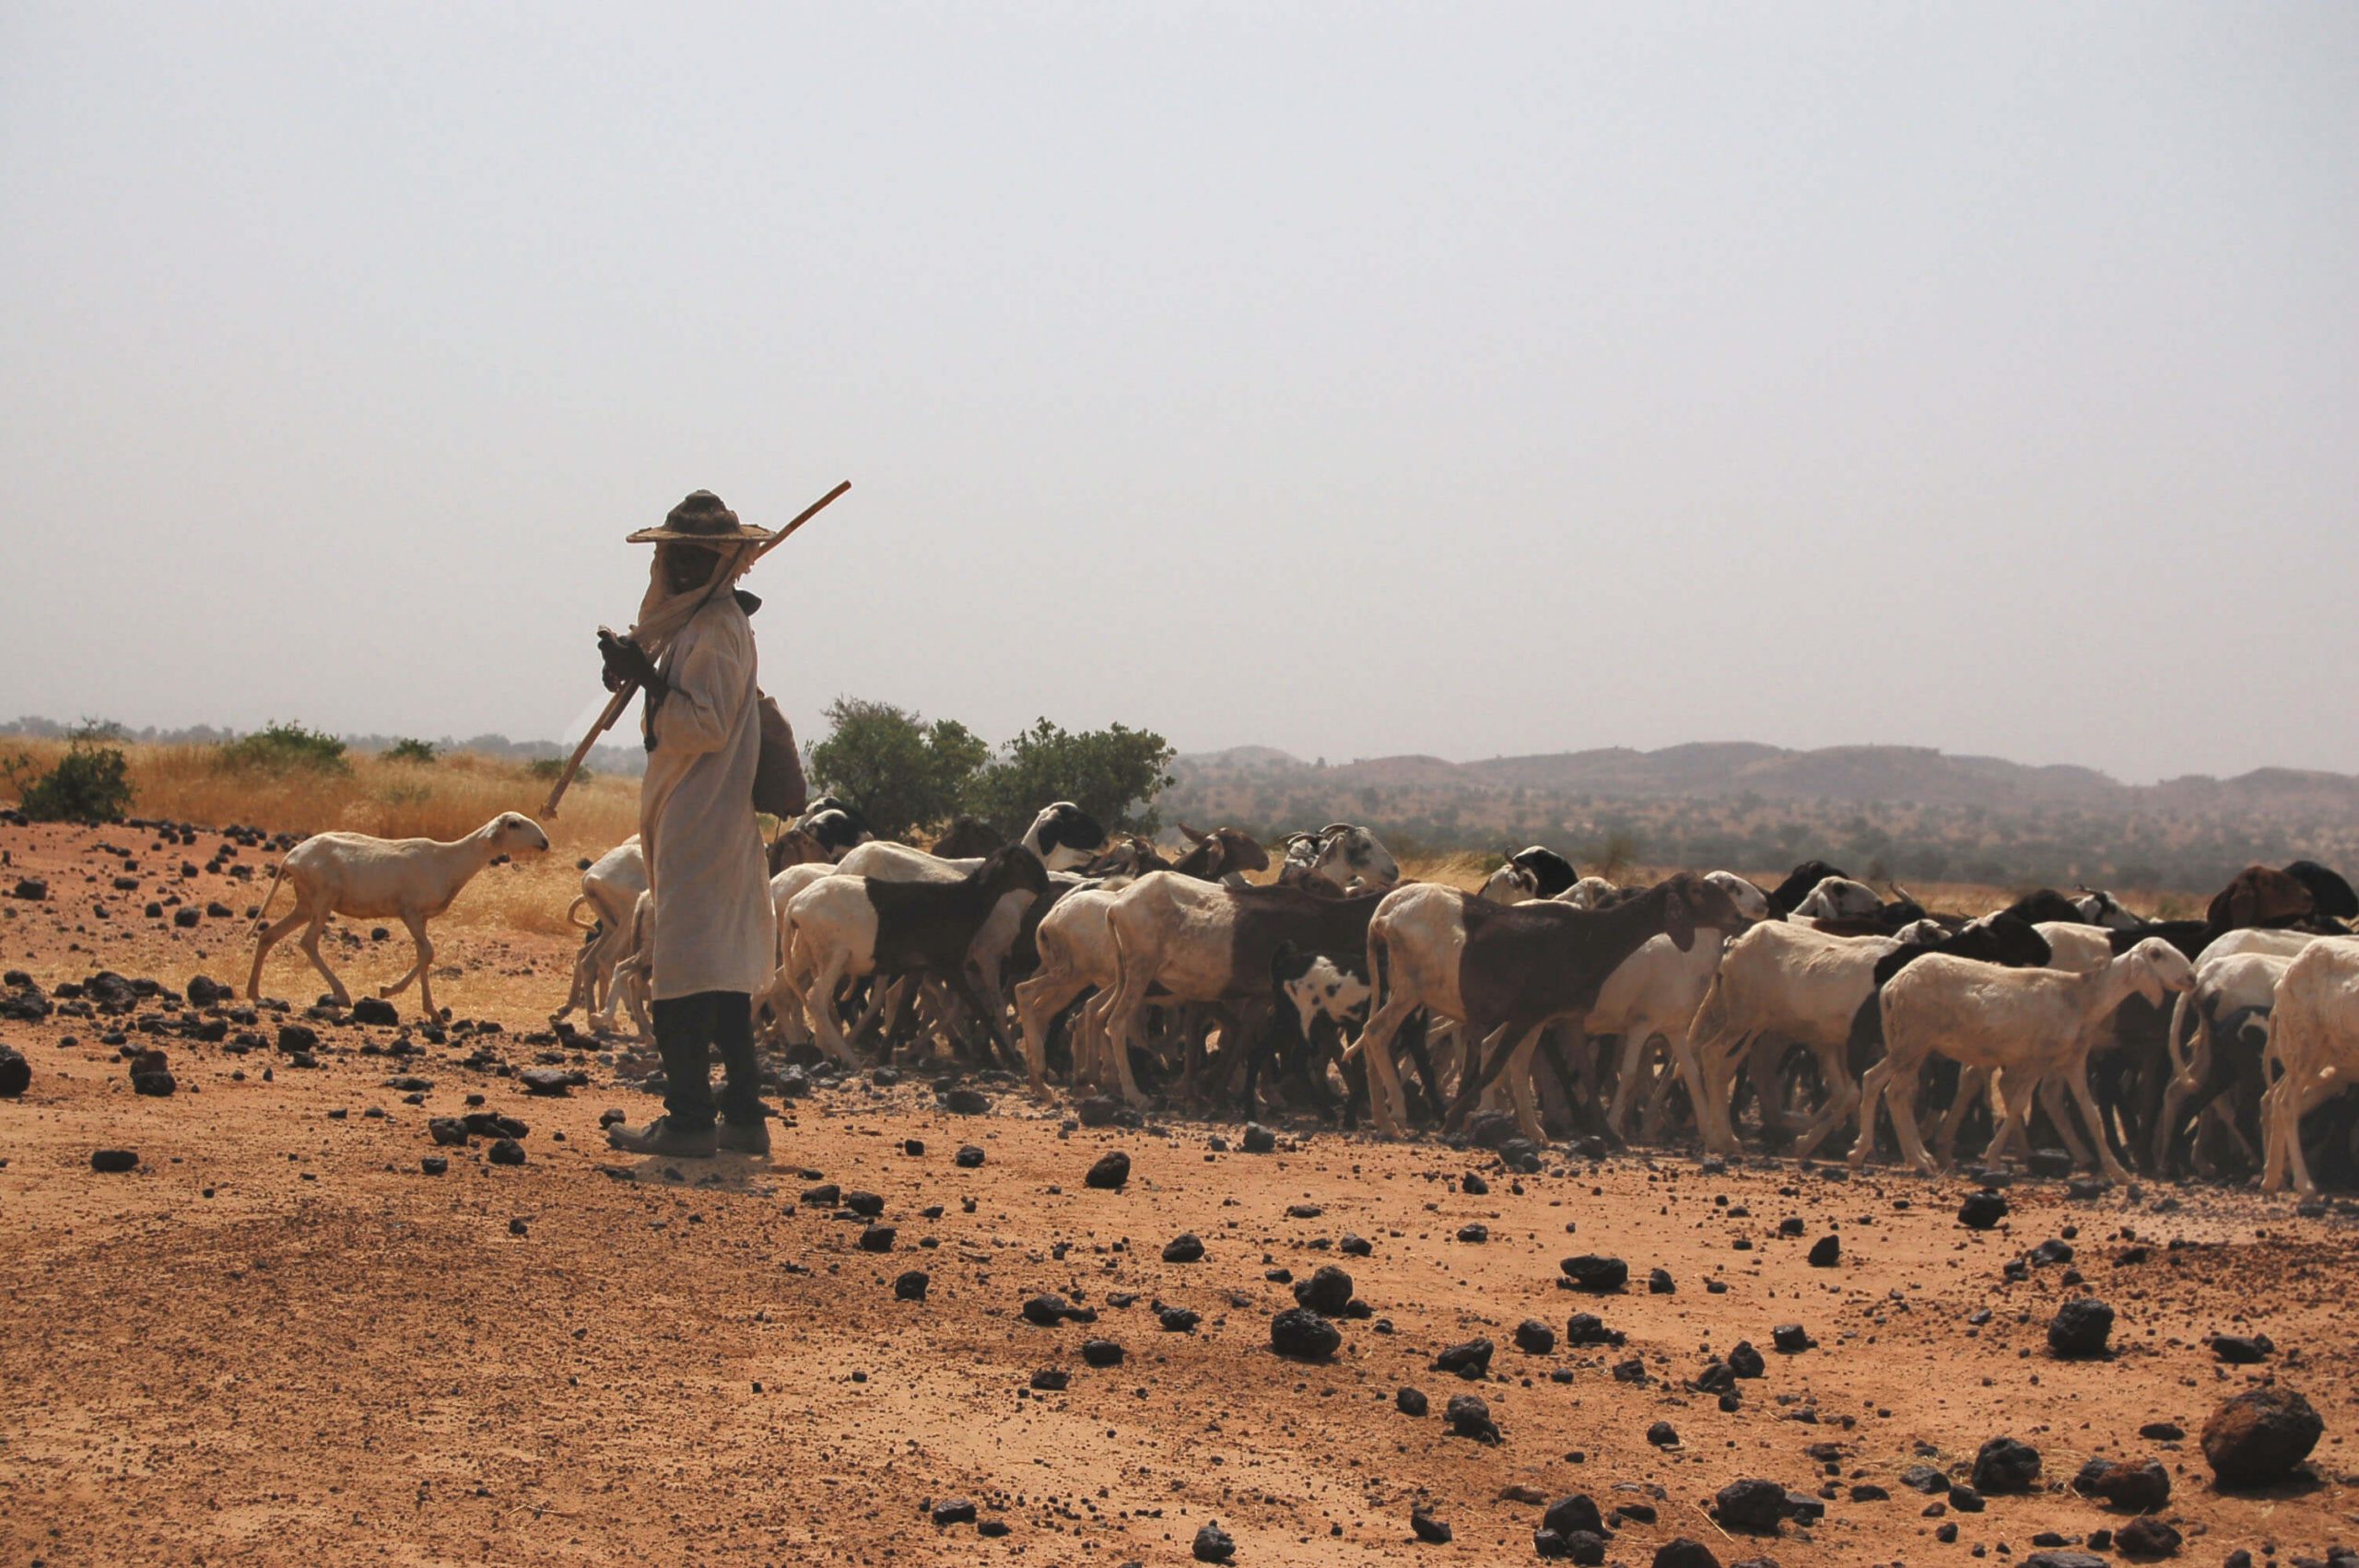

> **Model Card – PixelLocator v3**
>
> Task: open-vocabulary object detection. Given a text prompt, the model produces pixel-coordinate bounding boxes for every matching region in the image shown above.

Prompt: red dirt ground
[1,821,2354,1566]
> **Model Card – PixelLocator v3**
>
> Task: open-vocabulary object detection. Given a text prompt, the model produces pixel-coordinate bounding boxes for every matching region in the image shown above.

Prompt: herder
[599,490,778,1158]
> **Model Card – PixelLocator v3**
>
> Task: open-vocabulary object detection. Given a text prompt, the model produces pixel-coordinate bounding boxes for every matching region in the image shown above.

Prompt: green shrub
[217,720,350,774]
[805,698,989,840]
[386,737,438,764]
[965,719,1176,837]
[2,728,135,822]
[526,756,591,784]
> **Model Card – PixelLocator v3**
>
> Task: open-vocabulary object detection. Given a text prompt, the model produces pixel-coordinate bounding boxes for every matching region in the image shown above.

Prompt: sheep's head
[1481,862,1539,904]
[1703,870,1769,924]
[1307,825,1399,892]
[491,813,551,858]
[1664,872,1748,952]
[1026,802,1106,872]
[2125,938,2196,1007]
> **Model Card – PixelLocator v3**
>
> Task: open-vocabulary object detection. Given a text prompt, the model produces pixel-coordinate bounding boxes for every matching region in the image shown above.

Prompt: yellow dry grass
[0,739,640,935]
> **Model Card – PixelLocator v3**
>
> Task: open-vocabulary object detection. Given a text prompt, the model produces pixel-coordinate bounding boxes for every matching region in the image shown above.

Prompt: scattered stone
[1651,1539,1720,1568]
[1566,1313,1625,1348]
[1461,1171,1489,1196]
[1771,1323,1814,1352]
[1457,1222,1489,1243]
[1542,1493,1604,1539]
[931,1498,978,1527]
[938,1086,990,1116]
[1445,1391,1500,1443]
[2201,1387,2323,1485]
[1648,1266,1675,1293]
[1395,1387,1428,1416]
[1271,1306,1341,1361]
[2048,1296,2115,1357]
[2210,1332,2273,1363]
[1900,1463,1947,1493]
[2138,1422,2184,1442]
[1157,1306,1200,1332]
[1514,1318,1556,1355]
[350,997,399,1025]
[955,1144,985,1168]
[1430,1339,1494,1379]
[1647,1420,1679,1447]
[487,1138,526,1166]
[1191,1521,1236,1563]
[2113,1517,2182,1559]
[857,1224,897,1253]
[90,1148,139,1173]
[1411,1505,1452,1544]
[132,1065,176,1096]
[1293,1265,1355,1316]
[1081,1338,1125,1367]
[1806,1235,1840,1267]
[1162,1233,1204,1263]
[1958,1189,2009,1229]
[2073,1457,2169,1512]
[1972,1435,2043,1493]
[1086,1151,1132,1190]
[1028,1368,1067,1390]
[2022,1555,2107,1568]
[520,1066,581,1095]
[1559,1254,1628,1292]
[1339,1233,1372,1257]
[1728,1340,1766,1376]
[419,1155,448,1176]
[1240,1122,1277,1153]
[1020,1293,1096,1327]
[12,877,49,901]
[1714,1478,1788,1531]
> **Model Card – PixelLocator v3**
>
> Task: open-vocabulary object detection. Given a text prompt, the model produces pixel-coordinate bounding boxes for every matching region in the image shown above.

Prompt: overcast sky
[4,3,2353,783]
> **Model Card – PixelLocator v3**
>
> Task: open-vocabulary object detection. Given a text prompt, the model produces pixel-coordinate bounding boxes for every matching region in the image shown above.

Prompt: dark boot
[716,1117,771,1156]
[605,1116,717,1158]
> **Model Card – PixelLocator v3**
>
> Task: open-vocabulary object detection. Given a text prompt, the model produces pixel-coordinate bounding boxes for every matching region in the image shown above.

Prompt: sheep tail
[249,858,290,934]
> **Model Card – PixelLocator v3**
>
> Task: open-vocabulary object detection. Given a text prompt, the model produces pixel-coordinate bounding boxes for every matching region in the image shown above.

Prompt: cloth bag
[752,692,806,820]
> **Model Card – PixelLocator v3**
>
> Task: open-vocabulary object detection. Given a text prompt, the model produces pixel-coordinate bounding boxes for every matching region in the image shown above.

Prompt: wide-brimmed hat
[626,489,778,545]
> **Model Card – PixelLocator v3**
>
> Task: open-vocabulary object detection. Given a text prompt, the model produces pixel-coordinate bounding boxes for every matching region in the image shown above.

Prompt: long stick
[541,480,849,816]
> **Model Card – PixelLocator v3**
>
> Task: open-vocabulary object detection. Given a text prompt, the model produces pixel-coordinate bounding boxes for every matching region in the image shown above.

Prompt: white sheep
[1851,937,2195,1182]
[2151,948,2297,1174]
[555,837,645,1030]
[2259,936,2359,1197]
[1789,876,1885,923]
[246,812,550,1021]
[1684,920,1906,1157]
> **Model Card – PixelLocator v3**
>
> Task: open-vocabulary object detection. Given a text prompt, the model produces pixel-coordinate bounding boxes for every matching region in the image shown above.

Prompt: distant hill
[0,717,648,778]
[1164,741,2359,894]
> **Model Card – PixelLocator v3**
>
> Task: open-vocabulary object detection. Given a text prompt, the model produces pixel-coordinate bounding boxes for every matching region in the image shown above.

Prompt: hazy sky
[4,3,2353,783]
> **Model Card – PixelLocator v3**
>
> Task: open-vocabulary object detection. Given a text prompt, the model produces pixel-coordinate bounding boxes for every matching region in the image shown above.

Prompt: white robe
[638,595,774,1000]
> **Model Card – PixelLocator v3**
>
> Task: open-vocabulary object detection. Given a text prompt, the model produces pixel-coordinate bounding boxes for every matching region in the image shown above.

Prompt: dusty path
[1,822,2354,1565]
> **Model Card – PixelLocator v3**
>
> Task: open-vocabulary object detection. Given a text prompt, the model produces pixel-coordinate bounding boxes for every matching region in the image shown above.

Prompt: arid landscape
[3,806,2354,1566]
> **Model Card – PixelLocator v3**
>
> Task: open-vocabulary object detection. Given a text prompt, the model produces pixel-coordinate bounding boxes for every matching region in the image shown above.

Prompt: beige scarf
[630,542,758,742]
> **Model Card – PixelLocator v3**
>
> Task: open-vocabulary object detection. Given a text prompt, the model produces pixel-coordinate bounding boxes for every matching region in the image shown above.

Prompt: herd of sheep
[246,800,2359,1199]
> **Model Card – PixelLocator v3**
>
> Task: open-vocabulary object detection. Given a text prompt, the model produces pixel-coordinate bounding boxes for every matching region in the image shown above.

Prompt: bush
[526,756,591,784]
[2,726,135,822]
[217,720,349,774]
[805,699,989,841]
[966,719,1176,837]
[386,737,438,764]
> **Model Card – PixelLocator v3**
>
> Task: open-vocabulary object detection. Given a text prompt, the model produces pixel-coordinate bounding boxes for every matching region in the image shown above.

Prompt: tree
[966,719,1176,837]
[386,737,437,764]
[804,698,988,841]
[1,720,134,823]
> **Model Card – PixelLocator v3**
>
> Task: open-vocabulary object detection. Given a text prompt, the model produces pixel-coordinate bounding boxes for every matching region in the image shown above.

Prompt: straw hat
[626,489,778,544]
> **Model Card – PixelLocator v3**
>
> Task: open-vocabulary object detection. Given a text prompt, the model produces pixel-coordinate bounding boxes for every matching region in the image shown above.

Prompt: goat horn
[1317,823,1355,837]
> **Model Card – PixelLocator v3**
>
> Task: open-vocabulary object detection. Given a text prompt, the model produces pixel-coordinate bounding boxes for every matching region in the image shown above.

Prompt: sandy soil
[2,821,2354,1567]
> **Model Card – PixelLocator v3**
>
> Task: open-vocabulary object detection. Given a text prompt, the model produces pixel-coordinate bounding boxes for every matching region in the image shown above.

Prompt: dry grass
[0,739,640,935]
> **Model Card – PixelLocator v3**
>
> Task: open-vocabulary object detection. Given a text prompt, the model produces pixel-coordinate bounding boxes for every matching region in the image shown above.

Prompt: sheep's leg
[1886,1062,1938,1174]
[1986,1067,2038,1170]
[1788,1043,1859,1164]
[1848,1057,1892,1168]
[246,908,310,1000]
[805,954,860,1065]
[381,911,433,998]
[1347,990,1419,1140]
[295,913,352,1008]
[2060,1058,2131,1183]
[1097,969,1157,1110]
[1014,971,1087,1099]
[1504,1025,1548,1146]
[2034,1077,2095,1166]
[1932,1065,1983,1164]
[1605,1034,1650,1140]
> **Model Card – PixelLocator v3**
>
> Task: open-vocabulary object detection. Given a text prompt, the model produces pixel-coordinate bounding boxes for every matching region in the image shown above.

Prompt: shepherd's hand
[598,628,662,693]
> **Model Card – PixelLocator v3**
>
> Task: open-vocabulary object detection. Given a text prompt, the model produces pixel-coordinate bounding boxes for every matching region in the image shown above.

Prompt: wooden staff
[541,480,850,816]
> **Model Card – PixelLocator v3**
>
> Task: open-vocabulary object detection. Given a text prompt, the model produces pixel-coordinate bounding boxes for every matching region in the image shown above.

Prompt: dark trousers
[652,989,762,1129]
